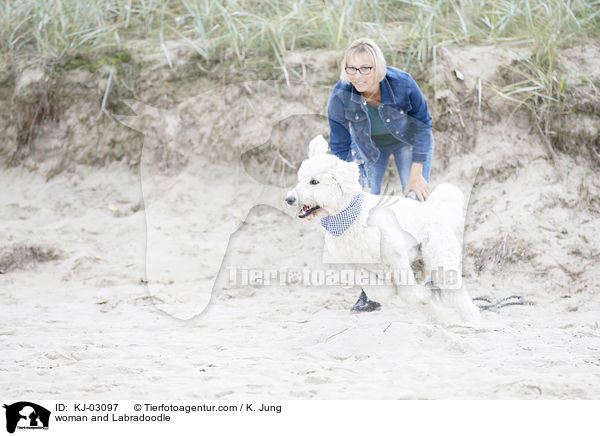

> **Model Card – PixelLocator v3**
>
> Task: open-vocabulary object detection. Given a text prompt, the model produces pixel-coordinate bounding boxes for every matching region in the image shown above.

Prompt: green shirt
[366,103,398,147]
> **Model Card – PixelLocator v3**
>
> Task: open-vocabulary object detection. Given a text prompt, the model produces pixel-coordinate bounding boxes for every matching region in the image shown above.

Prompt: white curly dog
[285,135,480,322]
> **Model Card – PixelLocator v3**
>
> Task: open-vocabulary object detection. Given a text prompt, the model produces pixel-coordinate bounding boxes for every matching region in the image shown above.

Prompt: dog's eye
[310,179,319,185]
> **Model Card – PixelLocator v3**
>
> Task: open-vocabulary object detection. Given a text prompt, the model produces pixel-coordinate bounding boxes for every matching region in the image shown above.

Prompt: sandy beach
[2,129,599,399]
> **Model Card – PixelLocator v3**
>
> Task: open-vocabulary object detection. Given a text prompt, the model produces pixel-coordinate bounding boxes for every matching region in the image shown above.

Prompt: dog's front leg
[367,207,443,320]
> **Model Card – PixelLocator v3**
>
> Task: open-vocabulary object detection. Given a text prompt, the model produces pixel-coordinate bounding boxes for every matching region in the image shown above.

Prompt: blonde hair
[340,38,387,84]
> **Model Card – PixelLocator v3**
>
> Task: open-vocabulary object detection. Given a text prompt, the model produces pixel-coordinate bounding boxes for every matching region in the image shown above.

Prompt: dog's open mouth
[298,204,320,218]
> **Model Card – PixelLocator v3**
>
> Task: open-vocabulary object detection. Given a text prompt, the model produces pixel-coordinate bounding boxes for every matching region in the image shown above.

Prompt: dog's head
[285,135,362,220]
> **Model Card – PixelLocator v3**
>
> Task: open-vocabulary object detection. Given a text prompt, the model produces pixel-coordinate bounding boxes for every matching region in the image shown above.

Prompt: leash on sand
[426,280,529,313]
[472,295,527,312]
[427,281,528,313]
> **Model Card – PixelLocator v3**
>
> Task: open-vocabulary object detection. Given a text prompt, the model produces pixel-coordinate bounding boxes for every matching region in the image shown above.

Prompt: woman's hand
[403,162,430,201]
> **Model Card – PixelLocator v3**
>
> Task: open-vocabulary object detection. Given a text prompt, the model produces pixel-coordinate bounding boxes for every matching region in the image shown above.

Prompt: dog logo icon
[3,402,50,434]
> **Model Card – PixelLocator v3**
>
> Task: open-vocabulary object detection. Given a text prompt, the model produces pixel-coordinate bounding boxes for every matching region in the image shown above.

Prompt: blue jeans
[365,142,433,196]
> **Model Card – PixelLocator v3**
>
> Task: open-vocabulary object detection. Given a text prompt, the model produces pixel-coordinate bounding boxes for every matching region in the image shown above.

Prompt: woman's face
[346,51,379,95]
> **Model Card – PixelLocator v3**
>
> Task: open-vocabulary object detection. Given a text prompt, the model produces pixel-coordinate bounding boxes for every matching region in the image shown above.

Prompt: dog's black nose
[285,189,298,206]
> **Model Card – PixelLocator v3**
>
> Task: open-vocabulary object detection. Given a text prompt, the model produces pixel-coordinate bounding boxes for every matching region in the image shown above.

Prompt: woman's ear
[308,135,329,158]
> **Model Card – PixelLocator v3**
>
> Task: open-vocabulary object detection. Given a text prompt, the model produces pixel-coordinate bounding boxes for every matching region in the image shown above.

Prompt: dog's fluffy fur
[286,136,480,322]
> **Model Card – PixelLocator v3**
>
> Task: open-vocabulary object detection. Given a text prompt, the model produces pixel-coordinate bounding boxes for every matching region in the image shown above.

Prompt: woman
[327,38,434,201]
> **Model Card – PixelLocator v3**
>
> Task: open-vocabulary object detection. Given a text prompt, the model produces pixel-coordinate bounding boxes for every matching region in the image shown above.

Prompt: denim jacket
[327,66,433,164]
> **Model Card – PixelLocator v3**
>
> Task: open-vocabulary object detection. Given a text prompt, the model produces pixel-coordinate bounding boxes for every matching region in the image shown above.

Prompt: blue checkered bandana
[320,193,364,237]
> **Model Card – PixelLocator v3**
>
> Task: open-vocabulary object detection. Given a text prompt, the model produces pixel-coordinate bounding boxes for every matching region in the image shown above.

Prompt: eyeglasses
[345,66,373,75]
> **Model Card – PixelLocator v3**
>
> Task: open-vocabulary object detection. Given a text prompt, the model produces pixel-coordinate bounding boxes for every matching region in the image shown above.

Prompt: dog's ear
[308,135,329,158]
[330,158,360,192]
